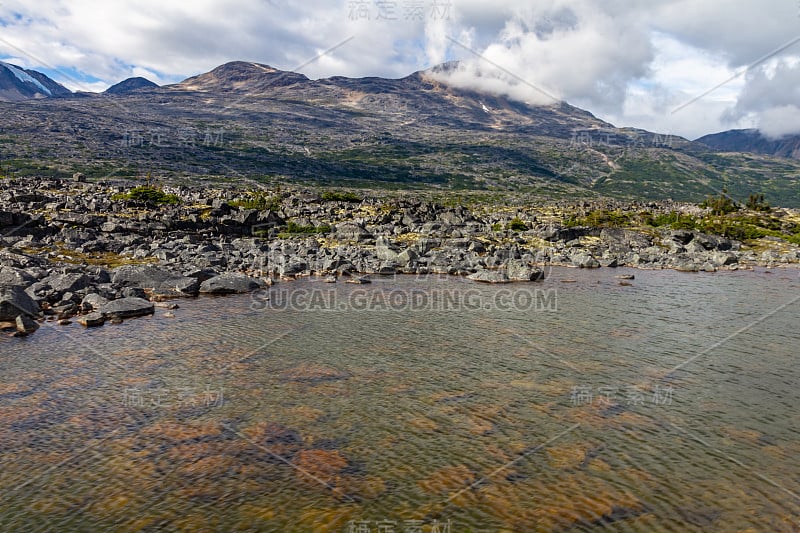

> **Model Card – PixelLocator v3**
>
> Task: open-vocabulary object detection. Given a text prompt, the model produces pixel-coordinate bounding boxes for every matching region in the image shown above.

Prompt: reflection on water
[1,268,799,531]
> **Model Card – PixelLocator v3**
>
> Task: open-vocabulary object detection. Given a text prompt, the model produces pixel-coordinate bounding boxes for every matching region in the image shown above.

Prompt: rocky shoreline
[1,177,799,336]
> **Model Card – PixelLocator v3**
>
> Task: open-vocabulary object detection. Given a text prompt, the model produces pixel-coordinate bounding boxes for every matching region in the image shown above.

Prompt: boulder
[0,266,36,287]
[506,260,545,281]
[0,210,14,227]
[336,223,374,243]
[375,236,399,262]
[674,260,701,272]
[112,265,199,295]
[199,273,265,294]
[121,287,148,299]
[15,314,39,335]
[709,251,738,267]
[571,253,601,269]
[81,293,109,311]
[669,230,694,245]
[279,261,308,277]
[101,297,155,319]
[42,273,91,295]
[467,270,511,284]
[600,228,653,249]
[396,249,419,267]
[51,212,104,227]
[77,312,105,327]
[0,285,40,320]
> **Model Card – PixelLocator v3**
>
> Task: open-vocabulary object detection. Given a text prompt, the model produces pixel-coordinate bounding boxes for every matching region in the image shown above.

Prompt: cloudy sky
[1,0,799,139]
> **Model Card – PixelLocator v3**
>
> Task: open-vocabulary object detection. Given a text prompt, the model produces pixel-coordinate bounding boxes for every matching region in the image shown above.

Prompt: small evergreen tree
[746,193,771,212]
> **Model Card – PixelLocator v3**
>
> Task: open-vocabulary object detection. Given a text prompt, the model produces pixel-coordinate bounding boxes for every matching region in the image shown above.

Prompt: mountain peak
[104,76,159,95]
[173,61,309,93]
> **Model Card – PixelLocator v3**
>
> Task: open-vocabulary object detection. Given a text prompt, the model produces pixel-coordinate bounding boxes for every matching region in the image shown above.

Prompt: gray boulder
[396,249,419,267]
[336,223,374,243]
[15,314,39,335]
[78,312,105,328]
[571,253,601,269]
[0,285,40,320]
[101,297,155,319]
[112,265,199,295]
[709,251,738,267]
[0,266,36,287]
[375,236,399,262]
[468,269,511,284]
[506,260,544,281]
[279,261,308,277]
[199,273,265,294]
[42,273,91,295]
[81,293,109,311]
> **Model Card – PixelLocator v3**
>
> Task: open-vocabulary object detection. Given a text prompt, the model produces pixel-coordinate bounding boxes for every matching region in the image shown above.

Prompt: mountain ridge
[1,61,799,206]
[697,129,800,160]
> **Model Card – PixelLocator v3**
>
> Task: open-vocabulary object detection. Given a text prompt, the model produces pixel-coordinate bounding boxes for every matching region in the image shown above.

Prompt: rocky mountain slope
[1,61,800,206]
[697,129,800,160]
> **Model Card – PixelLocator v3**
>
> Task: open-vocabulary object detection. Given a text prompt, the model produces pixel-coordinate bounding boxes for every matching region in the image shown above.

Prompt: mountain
[0,62,71,102]
[104,77,159,95]
[172,61,308,93]
[1,61,800,206]
[697,129,800,160]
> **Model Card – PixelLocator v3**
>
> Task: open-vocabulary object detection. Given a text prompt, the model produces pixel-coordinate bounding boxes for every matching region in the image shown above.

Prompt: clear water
[1,267,799,532]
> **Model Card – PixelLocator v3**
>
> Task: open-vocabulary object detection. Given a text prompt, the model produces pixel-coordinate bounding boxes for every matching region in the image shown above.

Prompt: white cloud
[758,105,800,138]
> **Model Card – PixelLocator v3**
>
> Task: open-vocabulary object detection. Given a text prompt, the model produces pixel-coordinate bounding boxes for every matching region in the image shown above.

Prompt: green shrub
[278,221,332,238]
[112,186,179,205]
[320,191,362,203]
[643,211,698,230]
[230,193,281,211]
[699,189,738,215]
[745,193,771,212]
[507,217,528,231]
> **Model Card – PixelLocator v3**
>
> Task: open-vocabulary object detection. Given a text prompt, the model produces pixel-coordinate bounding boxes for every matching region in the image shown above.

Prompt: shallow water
[1,267,799,532]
